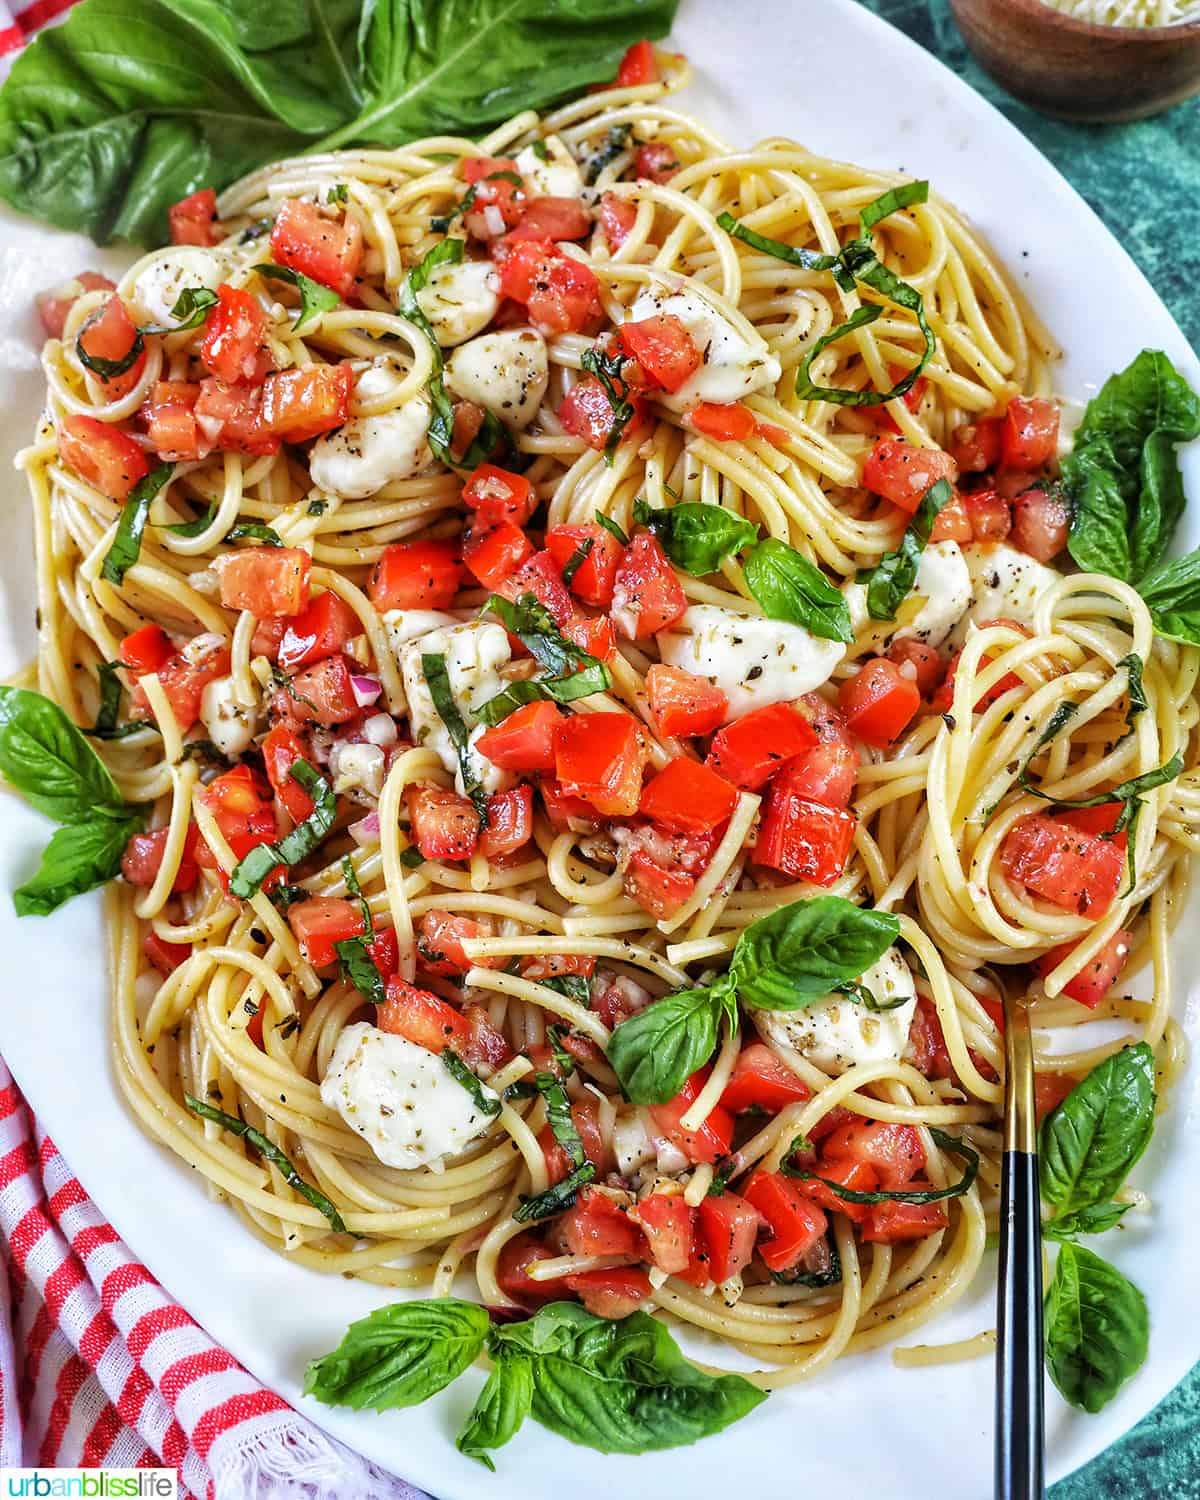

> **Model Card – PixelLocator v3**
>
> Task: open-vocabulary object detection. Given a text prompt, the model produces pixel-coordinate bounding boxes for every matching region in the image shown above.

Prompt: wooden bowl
[950,0,1200,121]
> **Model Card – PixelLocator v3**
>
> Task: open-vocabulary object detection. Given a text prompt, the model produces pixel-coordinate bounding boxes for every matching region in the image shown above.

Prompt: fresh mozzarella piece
[613,1108,656,1176]
[895,541,972,648]
[842,581,870,636]
[332,741,386,799]
[128,248,230,327]
[320,1023,498,1170]
[382,609,461,655]
[308,366,432,499]
[398,620,516,797]
[626,283,782,408]
[199,675,258,757]
[956,542,1064,638]
[412,258,500,347]
[515,137,585,199]
[444,329,549,430]
[658,605,845,724]
[757,947,917,1076]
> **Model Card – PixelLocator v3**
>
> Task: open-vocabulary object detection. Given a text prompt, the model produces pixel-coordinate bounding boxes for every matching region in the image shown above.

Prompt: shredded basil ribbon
[546,1024,575,1077]
[560,535,594,586]
[101,464,175,585]
[478,592,611,723]
[342,854,372,932]
[441,1049,502,1116]
[75,316,144,381]
[335,937,386,1006]
[85,661,156,741]
[579,346,639,463]
[512,1071,595,1222]
[140,285,218,335]
[859,477,954,622]
[227,522,283,546]
[431,168,523,232]
[184,1093,346,1232]
[593,510,628,545]
[834,979,907,1012]
[421,651,490,825]
[785,1126,979,1204]
[228,759,336,898]
[253,262,340,330]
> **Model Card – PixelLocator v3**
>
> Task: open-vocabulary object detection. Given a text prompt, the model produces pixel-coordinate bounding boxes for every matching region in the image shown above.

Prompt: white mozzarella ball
[412,258,500,347]
[444,329,549,430]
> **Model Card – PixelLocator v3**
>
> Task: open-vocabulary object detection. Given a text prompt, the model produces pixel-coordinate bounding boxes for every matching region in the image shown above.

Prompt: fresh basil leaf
[560,536,594,587]
[75,316,144,381]
[1023,752,1184,816]
[85,661,156,741]
[860,478,953,621]
[580,346,638,463]
[456,1353,534,1469]
[637,501,758,576]
[442,1049,501,1116]
[476,663,610,725]
[0,685,128,823]
[731,895,899,1011]
[1044,1201,1132,1242]
[1040,1043,1156,1216]
[540,972,593,1005]
[341,854,372,932]
[178,737,229,768]
[185,1093,346,1233]
[790,1126,978,1204]
[335,937,386,1007]
[607,983,730,1105]
[14,815,141,916]
[594,511,629,545]
[1063,350,1200,583]
[482,593,612,715]
[1016,701,1080,795]
[1138,546,1200,647]
[140,285,218,334]
[716,211,839,271]
[307,499,328,517]
[165,502,217,538]
[253,262,340,330]
[1118,653,1147,737]
[545,1025,575,1078]
[531,1071,584,1164]
[422,651,489,825]
[327,182,348,205]
[487,1301,766,1455]
[743,538,853,643]
[512,1159,596,1223]
[1044,1242,1148,1413]
[101,464,175,585]
[835,979,908,1012]
[304,1296,489,1412]
[399,846,425,870]
[229,760,336,898]
[227,522,283,546]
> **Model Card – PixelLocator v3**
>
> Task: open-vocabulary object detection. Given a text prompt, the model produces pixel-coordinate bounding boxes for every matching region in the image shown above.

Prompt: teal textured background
[860,3,1199,1494]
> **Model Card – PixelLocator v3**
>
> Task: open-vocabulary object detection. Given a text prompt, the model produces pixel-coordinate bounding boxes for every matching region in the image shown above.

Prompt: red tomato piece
[77,296,146,400]
[933,617,1030,714]
[416,909,495,977]
[565,1267,653,1320]
[559,375,645,452]
[58,415,149,501]
[462,463,536,527]
[1035,1071,1079,1123]
[696,1192,762,1282]
[496,549,574,627]
[610,532,687,640]
[463,520,533,590]
[1002,396,1059,472]
[634,1193,694,1275]
[600,192,638,249]
[540,1096,607,1182]
[477,784,534,859]
[613,38,658,86]
[406,784,480,862]
[862,1199,949,1243]
[259,364,353,444]
[462,155,519,183]
[368,539,464,611]
[119,624,173,676]
[624,852,695,919]
[277,590,360,673]
[288,897,364,967]
[144,931,192,975]
[561,1185,643,1259]
[754,784,857,886]
[35,271,115,340]
[200,284,269,385]
[378,976,472,1054]
[740,1171,828,1272]
[141,380,204,461]
[886,638,946,700]
[617,315,702,394]
[544,523,622,607]
[564,613,616,662]
[1011,486,1069,563]
[1057,801,1128,849]
[476,701,563,773]
[555,713,648,817]
[794,1156,879,1226]
[540,778,602,833]
[645,663,727,739]
[286,653,360,725]
[869,367,927,433]
[509,196,591,243]
[194,378,278,456]
[706,702,818,791]
[216,546,310,618]
[498,241,603,334]
[822,1120,924,1190]
[497,1233,570,1308]
[1036,929,1133,1009]
[121,825,200,894]
[261,724,316,823]
[130,638,231,732]
[648,1069,733,1165]
[863,437,957,515]
[269,198,363,297]
[950,416,1004,473]
[686,401,756,442]
[1001,814,1124,917]
[928,493,973,545]
[907,994,953,1081]
[522,953,595,982]
[963,488,1012,542]
[782,699,859,808]
[168,188,219,246]
[839,658,921,747]
[634,142,679,183]
[720,1043,811,1115]
[638,757,737,834]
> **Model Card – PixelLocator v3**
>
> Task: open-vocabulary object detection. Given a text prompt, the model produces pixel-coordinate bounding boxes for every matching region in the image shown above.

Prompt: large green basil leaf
[1039,1043,1156,1217]
[0,686,128,824]
[743,539,853,643]
[455,1354,534,1470]
[637,501,759,576]
[1044,1243,1148,1413]
[606,983,732,1105]
[1138,547,1200,647]
[14,815,141,917]
[731,895,900,1011]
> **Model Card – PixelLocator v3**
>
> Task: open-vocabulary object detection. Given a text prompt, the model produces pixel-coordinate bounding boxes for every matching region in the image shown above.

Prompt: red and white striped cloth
[0,1059,426,1496]
[0,0,75,67]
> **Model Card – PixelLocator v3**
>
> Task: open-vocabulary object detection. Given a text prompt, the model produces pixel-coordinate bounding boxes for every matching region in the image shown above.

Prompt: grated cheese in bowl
[1041,0,1200,24]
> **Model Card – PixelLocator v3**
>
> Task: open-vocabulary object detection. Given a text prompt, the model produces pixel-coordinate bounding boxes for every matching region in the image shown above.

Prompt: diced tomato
[558,375,646,452]
[260,364,353,443]
[449,400,488,463]
[633,1193,694,1275]
[1035,1070,1079,1123]
[617,315,702,394]
[406,783,479,862]
[121,824,200,893]
[277,590,359,673]
[496,549,574,627]
[544,523,622,607]
[624,852,695,919]
[510,196,591,243]
[1036,929,1133,1009]
[202,764,268,820]
[648,1069,733,1165]
[497,241,603,335]
[131,637,230,731]
[378,975,472,1053]
[364,926,400,981]
[560,1185,643,1259]
[1057,801,1128,848]
[58,415,149,502]
[476,701,562,773]
[784,698,859,808]
[216,547,311,617]
[477,784,534,859]
[415,909,493,976]
[600,192,638,249]
[194,378,277,456]
[612,38,658,86]
[1001,396,1059,472]
[555,713,648,817]
[462,172,525,240]
[141,380,203,461]
[564,613,616,662]
[950,416,1004,473]
[119,624,172,676]
[566,1266,653,1320]
[1011,486,1069,563]
[200,284,269,385]
[464,1004,513,1072]
[886,638,945,700]
[720,1043,811,1115]
[144,931,192,975]
[610,532,687,640]
[794,1156,878,1226]
[462,155,519,183]
[740,1171,828,1272]
[928,493,973,544]
[1001,814,1123,917]
[706,702,818,792]
[907,995,953,1080]
[368,539,464,611]
[861,1200,949,1243]
[462,463,536,528]
[463,520,533,590]
[522,954,596,984]
[77,296,146,400]
[687,401,756,442]
[645,664,726,739]
[822,1120,924,1190]
[863,437,957,515]
[839,658,921,747]
[638,757,737,834]
[288,897,364,967]
[196,765,282,889]
[963,488,1012,542]
[540,777,602,833]
[168,188,219,247]
[634,142,679,183]
[287,653,360,725]
[695,1192,762,1281]
[261,724,316,823]
[36,271,115,340]
[870,367,927,433]
[754,784,856,886]
[269,198,363,298]
[497,1233,571,1308]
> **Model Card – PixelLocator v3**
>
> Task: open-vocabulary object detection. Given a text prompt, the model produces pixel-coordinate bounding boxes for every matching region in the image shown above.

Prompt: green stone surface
[859,4,1199,1493]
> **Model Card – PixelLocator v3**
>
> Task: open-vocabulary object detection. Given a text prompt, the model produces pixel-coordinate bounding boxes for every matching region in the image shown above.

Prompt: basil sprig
[306,1297,764,1468]
[0,685,146,915]
[140,285,218,334]
[633,497,758,576]
[580,345,639,463]
[715,211,840,273]
[442,1049,501,1116]
[86,661,156,741]
[1137,548,1200,647]
[607,984,737,1107]
[858,478,953,621]
[422,651,490,825]
[786,1126,979,1205]
[101,464,175,585]
[185,1093,346,1233]
[594,511,629,545]
[229,760,336,898]
[1044,1242,1148,1414]
[253,262,340,330]
[479,593,611,723]
[1040,1044,1155,1220]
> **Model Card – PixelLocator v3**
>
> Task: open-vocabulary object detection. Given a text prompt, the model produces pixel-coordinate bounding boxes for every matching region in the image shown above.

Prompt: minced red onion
[350,673,382,707]
[349,811,381,845]
[362,712,398,746]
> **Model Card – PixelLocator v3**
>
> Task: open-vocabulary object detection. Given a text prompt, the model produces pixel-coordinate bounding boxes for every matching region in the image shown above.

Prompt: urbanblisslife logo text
[1,1472,176,1497]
